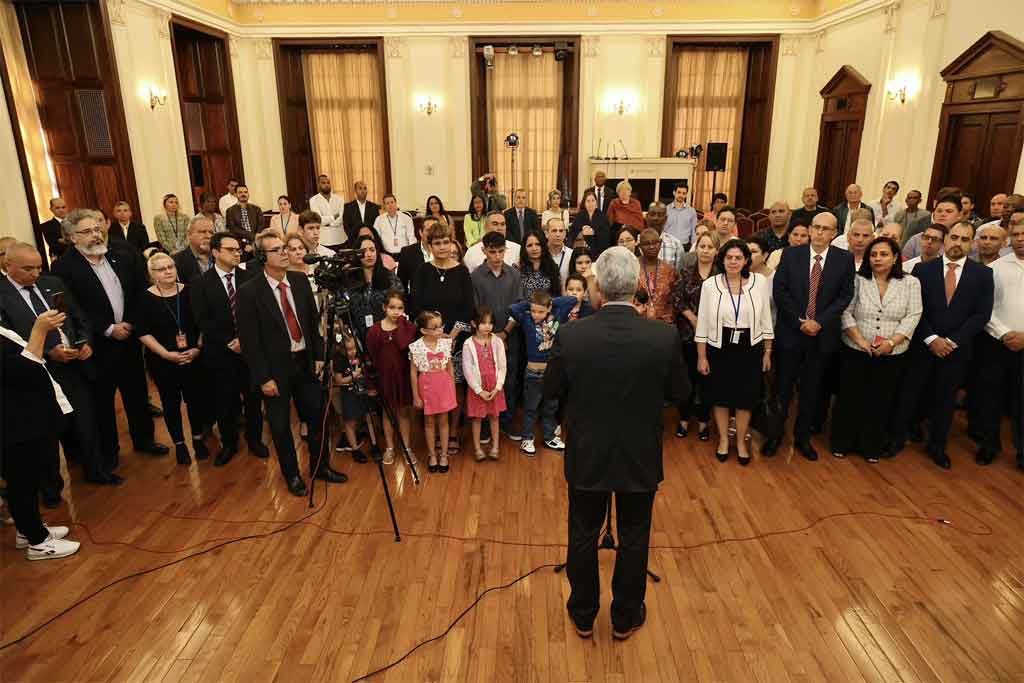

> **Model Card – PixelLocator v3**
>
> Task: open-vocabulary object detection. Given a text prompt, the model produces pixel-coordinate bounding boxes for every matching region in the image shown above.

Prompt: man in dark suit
[51,209,168,469]
[771,211,855,460]
[831,184,874,236]
[584,171,613,215]
[503,189,539,244]
[889,221,994,468]
[544,246,689,641]
[191,231,267,466]
[397,216,438,295]
[341,180,381,240]
[236,230,347,496]
[1,242,123,498]
[108,201,150,253]
[224,184,263,244]
[39,197,69,263]
[172,216,215,284]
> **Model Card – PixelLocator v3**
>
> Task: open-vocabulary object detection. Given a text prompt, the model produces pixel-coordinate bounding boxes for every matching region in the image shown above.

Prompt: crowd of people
[2,171,1022,562]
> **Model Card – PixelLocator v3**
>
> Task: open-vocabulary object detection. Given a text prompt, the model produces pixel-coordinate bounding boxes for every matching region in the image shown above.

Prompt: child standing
[409,310,457,473]
[462,306,507,461]
[366,291,417,464]
[332,335,377,462]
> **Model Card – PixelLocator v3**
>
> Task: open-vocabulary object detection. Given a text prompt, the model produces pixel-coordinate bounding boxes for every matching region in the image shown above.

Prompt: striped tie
[806,255,822,320]
[225,272,236,319]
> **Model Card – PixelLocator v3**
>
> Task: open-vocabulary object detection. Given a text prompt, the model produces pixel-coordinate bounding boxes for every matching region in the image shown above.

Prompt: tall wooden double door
[813,66,871,208]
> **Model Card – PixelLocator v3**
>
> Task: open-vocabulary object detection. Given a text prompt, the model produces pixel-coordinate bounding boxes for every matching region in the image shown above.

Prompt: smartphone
[72,338,88,349]
[52,291,68,314]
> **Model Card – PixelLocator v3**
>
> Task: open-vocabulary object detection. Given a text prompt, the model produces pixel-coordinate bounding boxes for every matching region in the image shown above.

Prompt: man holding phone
[0,242,123,498]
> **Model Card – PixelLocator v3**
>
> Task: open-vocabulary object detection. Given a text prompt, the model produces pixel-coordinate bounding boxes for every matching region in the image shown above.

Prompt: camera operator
[471,173,508,214]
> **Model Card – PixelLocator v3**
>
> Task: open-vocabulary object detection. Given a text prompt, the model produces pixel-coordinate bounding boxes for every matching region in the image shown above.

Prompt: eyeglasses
[74,227,103,236]
[263,247,285,254]
[921,234,942,243]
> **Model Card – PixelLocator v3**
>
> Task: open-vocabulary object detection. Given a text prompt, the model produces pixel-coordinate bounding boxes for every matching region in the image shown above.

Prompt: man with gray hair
[832,183,874,236]
[544,246,689,642]
[173,215,215,284]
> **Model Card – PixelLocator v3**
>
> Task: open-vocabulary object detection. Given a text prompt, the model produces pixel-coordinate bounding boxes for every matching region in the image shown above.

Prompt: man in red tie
[236,230,348,496]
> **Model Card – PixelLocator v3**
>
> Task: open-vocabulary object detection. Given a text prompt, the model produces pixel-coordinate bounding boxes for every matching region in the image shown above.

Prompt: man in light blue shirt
[664,182,697,250]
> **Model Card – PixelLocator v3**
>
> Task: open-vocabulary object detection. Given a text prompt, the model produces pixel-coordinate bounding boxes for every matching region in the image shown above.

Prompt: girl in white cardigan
[462,306,508,461]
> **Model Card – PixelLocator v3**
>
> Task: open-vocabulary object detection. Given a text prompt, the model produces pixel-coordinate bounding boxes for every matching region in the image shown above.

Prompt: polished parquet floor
[1,399,1022,683]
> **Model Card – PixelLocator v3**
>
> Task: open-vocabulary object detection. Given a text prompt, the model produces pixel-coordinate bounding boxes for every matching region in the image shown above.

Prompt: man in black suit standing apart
[397,216,438,295]
[503,189,539,244]
[342,180,381,239]
[191,231,268,466]
[236,230,347,496]
[544,246,689,641]
[584,171,613,215]
[40,197,69,263]
[770,211,855,460]
[51,209,168,467]
[889,221,994,468]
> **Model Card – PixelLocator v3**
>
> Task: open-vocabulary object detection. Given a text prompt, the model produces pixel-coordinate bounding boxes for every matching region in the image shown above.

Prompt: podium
[586,157,697,207]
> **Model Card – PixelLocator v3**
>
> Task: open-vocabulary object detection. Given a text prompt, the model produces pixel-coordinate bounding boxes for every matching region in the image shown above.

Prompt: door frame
[813,65,871,207]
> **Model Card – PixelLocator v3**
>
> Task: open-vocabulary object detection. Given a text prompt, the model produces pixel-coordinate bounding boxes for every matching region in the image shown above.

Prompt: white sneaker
[521,439,537,456]
[545,436,566,451]
[382,448,394,465]
[16,525,69,549]
[27,536,80,561]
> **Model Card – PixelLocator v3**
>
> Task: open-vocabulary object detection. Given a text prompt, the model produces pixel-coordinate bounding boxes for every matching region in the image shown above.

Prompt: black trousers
[774,345,834,441]
[679,341,710,423]
[890,346,968,458]
[93,339,154,466]
[208,355,264,449]
[830,347,906,459]
[974,334,1023,455]
[566,487,655,631]
[4,434,55,545]
[54,367,108,481]
[149,358,206,443]
[264,355,327,481]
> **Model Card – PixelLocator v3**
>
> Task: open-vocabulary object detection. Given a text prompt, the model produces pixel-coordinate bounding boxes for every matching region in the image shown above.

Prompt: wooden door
[171,20,243,211]
[936,111,1020,210]
[16,0,138,215]
[813,66,870,208]
[273,44,316,208]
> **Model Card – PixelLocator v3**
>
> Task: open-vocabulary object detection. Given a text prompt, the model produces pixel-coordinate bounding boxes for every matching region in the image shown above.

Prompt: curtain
[303,51,387,204]
[486,51,563,210]
[669,47,748,211]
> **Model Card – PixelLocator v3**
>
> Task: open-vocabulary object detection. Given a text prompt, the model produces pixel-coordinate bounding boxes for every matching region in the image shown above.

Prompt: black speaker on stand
[705,142,727,202]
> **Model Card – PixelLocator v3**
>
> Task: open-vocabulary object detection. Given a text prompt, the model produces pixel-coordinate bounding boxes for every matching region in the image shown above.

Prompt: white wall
[0,88,33,243]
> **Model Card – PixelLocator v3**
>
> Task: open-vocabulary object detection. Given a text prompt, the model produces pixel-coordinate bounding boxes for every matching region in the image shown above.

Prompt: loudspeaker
[706,143,727,172]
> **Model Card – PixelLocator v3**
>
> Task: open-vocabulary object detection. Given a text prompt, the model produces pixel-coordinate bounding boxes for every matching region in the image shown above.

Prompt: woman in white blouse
[541,190,570,231]
[830,235,921,463]
[695,238,774,466]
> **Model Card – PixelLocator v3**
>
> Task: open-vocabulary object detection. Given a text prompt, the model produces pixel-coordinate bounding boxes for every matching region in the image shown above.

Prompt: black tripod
[554,494,661,583]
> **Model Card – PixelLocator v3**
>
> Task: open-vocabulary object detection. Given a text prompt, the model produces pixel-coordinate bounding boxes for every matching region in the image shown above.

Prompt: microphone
[595,137,603,159]
[619,139,629,159]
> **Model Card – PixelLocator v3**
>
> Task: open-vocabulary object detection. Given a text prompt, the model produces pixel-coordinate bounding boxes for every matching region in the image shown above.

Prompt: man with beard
[173,216,216,284]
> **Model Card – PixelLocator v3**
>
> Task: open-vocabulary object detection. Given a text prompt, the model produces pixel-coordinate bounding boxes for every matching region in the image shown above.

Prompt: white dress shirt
[463,240,520,272]
[83,252,125,337]
[986,253,1024,340]
[809,245,830,277]
[904,256,922,272]
[219,193,238,216]
[548,245,571,286]
[356,200,369,223]
[866,199,902,227]
[215,265,237,297]
[263,271,306,351]
[7,276,69,345]
[373,212,416,254]
[308,193,346,246]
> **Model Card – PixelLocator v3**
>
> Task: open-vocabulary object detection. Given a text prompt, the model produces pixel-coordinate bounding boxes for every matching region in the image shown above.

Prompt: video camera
[303,247,365,292]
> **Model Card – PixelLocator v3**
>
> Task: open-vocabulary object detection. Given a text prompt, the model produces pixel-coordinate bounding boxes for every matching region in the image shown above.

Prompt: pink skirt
[466,388,506,418]
[419,370,457,415]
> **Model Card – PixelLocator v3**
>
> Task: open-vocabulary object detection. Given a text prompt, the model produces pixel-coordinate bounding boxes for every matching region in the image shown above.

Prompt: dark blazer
[397,242,427,294]
[191,265,254,369]
[40,218,67,262]
[911,258,994,356]
[50,242,148,344]
[543,304,689,492]
[831,203,874,235]
[502,206,539,244]
[108,221,150,252]
[236,270,323,389]
[569,209,612,257]
[1,334,62,445]
[342,199,381,238]
[172,247,213,285]
[225,203,264,239]
[773,244,855,353]
[0,273,90,353]
[584,185,614,214]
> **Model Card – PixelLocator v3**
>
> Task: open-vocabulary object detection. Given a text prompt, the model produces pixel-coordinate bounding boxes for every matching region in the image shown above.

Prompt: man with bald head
[973,224,1008,266]
[173,215,215,284]
[987,193,1008,222]
[755,201,792,255]
[789,188,828,229]
[770,211,855,460]
[832,184,874,236]
[342,179,380,239]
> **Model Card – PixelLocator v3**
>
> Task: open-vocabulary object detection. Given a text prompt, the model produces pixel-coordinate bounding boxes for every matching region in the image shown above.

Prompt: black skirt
[707,328,763,410]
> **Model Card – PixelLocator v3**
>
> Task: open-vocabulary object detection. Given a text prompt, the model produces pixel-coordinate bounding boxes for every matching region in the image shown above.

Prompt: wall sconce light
[416,96,440,116]
[148,85,167,110]
[886,83,907,104]
[613,98,632,116]
[603,91,637,116]
[885,74,919,105]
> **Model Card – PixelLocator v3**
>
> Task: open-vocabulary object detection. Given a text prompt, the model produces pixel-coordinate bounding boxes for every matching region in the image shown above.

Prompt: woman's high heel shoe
[438,453,450,474]
[715,448,729,463]
[675,421,688,438]
[428,454,439,473]
[737,452,752,467]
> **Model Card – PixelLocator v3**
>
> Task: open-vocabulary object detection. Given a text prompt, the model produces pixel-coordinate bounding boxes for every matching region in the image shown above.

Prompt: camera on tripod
[303,247,364,299]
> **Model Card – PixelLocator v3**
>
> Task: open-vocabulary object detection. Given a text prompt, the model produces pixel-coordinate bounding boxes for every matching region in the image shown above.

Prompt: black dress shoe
[795,440,819,461]
[612,604,646,641]
[193,439,210,461]
[974,448,996,466]
[908,424,925,443]
[1017,450,1023,470]
[248,441,270,459]
[214,445,238,467]
[675,422,688,438]
[286,476,307,496]
[175,443,192,465]
[148,402,164,418]
[106,472,125,485]
[314,466,348,484]
[933,453,952,469]
[715,448,729,463]
[138,441,170,456]
[737,453,752,467]
[762,438,780,457]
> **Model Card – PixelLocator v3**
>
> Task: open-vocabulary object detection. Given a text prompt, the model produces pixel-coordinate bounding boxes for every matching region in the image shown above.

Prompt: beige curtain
[486,52,563,210]
[303,51,387,204]
[669,47,748,211]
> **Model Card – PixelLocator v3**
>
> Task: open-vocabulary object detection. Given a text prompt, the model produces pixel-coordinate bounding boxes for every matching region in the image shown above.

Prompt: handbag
[752,370,785,442]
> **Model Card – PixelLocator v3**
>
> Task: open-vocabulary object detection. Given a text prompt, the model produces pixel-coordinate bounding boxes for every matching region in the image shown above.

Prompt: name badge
[365,314,375,330]
[176,332,188,350]
[731,329,742,345]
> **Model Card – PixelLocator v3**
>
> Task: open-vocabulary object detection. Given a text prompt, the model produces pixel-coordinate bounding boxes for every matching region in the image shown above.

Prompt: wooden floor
[1,401,1022,683]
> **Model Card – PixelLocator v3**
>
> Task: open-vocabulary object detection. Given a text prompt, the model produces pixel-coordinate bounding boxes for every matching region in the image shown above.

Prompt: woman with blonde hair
[153,194,191,253]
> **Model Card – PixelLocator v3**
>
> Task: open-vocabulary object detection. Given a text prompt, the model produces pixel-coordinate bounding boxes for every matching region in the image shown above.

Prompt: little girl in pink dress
[409,310,457,473]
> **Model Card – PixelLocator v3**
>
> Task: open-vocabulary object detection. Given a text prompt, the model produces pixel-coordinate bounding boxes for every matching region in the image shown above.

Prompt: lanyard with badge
[161,283,188,349]
[387,214,400,250]
[725,275,743,344]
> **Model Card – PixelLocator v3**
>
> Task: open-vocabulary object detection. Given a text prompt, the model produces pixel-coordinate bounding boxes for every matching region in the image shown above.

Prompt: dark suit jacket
[342,200,381,238]
[108,221,150,252]
[40,218,67,262]
[502,207,539,244]
[543,304,689,492]
[50,243,148,346]
[191,265,255,369]
[773,244,855,353]
[236,270,323,389]
[569,209,612,257]
[831,203,874,235]
[584,185,614,214]
[0,273,90,353]
[911,258,994,357]
[1,334,62,445]
[172,247,214,285]
[397,242,427,295]
[225,204,264,239]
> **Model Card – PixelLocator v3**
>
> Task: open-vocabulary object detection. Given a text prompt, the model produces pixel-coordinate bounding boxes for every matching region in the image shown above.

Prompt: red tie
[277,282,303,342]
[806,254,822,320]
